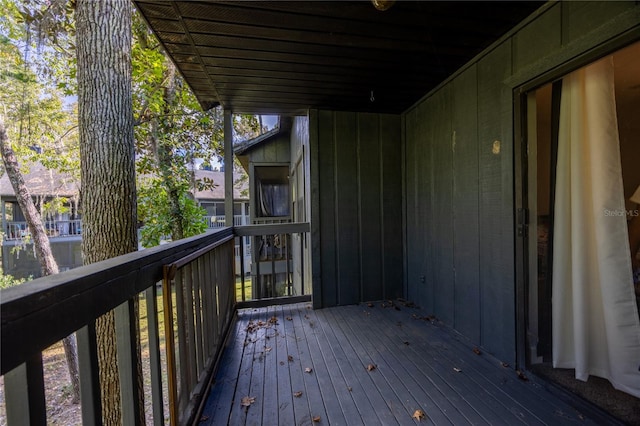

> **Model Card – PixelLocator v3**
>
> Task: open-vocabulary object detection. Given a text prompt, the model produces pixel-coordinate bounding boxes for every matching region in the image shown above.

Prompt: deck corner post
[224,109,234,228]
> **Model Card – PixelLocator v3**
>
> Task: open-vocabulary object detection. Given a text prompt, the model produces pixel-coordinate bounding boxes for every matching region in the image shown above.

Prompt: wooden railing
[0,223,310,425]
[162,234,235,425]
[235,222,310,304]
[0,228,235,426]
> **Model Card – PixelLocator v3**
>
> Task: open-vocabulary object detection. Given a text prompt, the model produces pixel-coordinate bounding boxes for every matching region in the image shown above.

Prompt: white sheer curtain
[552,56,640,397]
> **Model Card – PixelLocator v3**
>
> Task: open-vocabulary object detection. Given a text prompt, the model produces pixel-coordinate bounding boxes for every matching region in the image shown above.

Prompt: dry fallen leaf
[312,416,321,423]
[403,341,410,346]
[240,396,255,407]
[293,391,303,398]
[516,370,529,381]
[288,355,294,362]
[367,302,374,308]
[453,367,462,372]
[366,364,377,372]
[500,362,510,368]
[279,361,285,366]
[472,347,482,355]
[285,316,293,321]
[412,409,426,421]
[264,346,272,352]
[305,367,313,373]
[347,386,352,392]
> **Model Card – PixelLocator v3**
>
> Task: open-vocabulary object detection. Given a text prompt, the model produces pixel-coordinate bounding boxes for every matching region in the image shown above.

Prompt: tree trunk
[0,118,81,403]
[76,1,144,424]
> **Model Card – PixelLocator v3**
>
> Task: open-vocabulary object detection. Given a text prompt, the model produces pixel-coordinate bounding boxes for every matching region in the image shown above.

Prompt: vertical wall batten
[381,114,403,301]
[309,110,323,308]
[432,87,455,325]
[335,112,360,305]
[318,110,337,307]
[358,113,383,301]
[452,65,481,343]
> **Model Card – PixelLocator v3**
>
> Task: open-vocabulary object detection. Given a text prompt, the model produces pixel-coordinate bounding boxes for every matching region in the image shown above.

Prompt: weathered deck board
[200,302,605,425]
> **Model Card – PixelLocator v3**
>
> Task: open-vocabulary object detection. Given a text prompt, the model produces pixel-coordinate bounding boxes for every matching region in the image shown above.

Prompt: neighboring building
[0,162,81,279]
[1,163,250,279]
[192,168,250,228]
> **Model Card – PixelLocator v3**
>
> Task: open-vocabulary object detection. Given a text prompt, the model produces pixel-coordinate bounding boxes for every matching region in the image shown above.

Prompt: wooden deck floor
[199,302,606,426]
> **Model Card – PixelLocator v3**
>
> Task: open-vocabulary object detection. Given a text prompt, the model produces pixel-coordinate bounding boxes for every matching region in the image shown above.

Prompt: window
[255,166,289,218]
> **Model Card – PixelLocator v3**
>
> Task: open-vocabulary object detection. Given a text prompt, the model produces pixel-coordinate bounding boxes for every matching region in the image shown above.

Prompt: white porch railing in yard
[206,215,247,228]
[3,215,249,241]
[4,219,82,240]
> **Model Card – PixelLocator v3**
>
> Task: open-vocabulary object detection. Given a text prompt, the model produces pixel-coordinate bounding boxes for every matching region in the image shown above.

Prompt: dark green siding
[403,1,640,363]
[313,111,402,307]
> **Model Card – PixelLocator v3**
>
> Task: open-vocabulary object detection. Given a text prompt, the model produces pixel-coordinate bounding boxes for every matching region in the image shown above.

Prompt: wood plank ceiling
[134,1,544,115]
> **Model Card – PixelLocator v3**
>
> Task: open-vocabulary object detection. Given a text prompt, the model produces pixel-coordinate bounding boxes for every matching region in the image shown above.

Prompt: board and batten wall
[404,1,640,363]
[309,110,403,308]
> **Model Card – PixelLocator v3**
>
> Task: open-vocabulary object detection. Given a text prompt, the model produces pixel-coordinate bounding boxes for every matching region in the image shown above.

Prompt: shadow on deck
[200,302,609,426]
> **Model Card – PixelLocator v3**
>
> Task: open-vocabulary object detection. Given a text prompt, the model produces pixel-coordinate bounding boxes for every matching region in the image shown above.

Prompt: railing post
[77,322,103,425]
[4,355,46,425]
[144,284,165,426]
[224,109,233,227]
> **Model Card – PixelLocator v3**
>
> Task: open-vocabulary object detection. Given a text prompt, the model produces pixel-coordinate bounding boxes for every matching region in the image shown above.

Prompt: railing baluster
[145,284,165,426]
[198,256,210,366]
[175,268,188,415]
[77,322,102,425]
[162,265,179,426]
[211,252,221,345]
[4,354,46,425]
[183,264,198,396]
[300,232,305,296]
[209,252,217,354]
[270,234,277,298]
[255,235,261,299]
[239,236,246,302]
[193,259,205,377]
[286,233,291,296]
[115,298,142,426]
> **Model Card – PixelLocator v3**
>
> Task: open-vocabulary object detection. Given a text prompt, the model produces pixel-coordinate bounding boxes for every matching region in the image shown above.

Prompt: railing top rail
[0,227,233,375]
[234,222,310,237]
